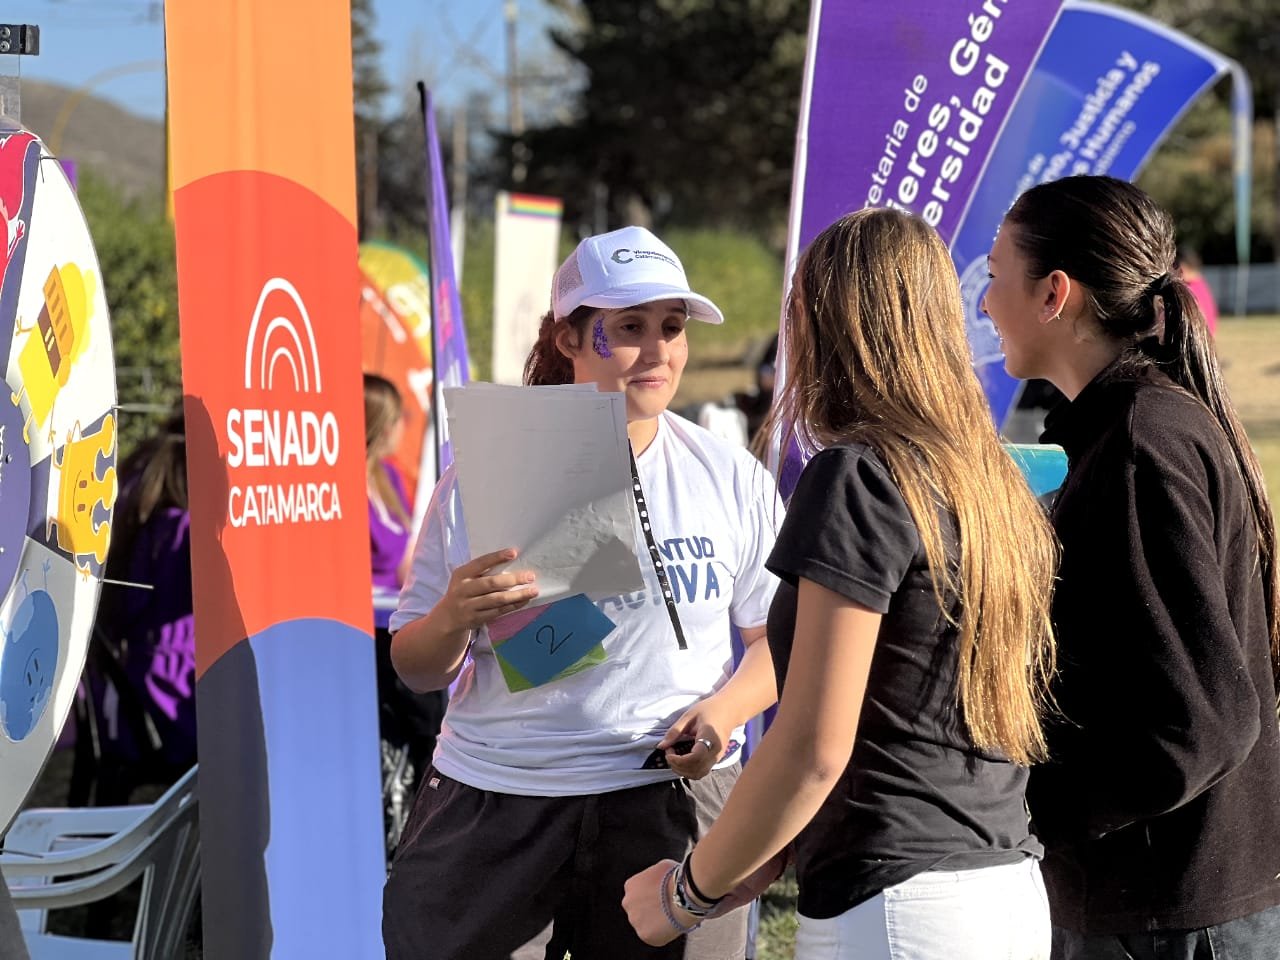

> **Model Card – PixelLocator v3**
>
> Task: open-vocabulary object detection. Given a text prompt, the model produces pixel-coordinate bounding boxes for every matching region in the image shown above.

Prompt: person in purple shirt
[367,374,414,621]
[78,414,195,806]
[364,373,444,858]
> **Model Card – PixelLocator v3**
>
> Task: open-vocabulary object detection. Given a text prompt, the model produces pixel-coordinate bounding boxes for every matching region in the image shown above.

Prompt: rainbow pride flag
[507,192,563,219]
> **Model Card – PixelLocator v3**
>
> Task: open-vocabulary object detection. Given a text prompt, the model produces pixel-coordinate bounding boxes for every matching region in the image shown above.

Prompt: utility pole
[0,23,40,122]
[504,0,527,184]
[1273,30,1279,290]
[450,104,468,280]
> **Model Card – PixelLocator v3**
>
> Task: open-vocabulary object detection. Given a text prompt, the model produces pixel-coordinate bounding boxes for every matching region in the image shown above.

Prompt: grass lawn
[1217,314,1280,506]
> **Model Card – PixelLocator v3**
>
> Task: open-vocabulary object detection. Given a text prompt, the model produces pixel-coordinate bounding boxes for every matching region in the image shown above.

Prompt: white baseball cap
[552,226,725,325]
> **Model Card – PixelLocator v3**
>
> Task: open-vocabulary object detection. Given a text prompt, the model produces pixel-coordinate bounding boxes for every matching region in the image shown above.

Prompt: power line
[433,0,506,88]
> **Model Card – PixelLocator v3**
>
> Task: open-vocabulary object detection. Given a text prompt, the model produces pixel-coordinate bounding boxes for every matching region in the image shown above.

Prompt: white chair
[0,766,200,960]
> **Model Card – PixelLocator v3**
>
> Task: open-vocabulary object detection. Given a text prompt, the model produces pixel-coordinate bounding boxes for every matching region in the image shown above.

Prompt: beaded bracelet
[673,852,724,917]
[660,865,701,935]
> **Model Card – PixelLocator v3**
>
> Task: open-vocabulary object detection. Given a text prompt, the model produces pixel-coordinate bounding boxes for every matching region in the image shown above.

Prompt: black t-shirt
[766,444,1040,919]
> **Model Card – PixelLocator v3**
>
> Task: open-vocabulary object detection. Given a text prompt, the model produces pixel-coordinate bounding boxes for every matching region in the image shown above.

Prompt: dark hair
[523,306,595,386]
[1175,245,1203,272]
[1006,175,1279,686]
[104,411,188,581]
[118,412,188,527]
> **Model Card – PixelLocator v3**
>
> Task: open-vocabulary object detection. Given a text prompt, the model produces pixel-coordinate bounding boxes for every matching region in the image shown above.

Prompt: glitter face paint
[592,315,613,358]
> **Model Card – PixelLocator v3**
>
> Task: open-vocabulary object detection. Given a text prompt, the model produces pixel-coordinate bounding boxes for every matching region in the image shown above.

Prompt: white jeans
[795,857,1050,960]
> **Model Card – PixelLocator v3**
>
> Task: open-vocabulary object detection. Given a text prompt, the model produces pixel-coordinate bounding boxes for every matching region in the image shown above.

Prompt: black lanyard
[628,443,688,651]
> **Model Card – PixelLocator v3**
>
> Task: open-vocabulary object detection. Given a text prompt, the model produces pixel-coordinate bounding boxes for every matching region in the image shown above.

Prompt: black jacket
[1028,362,1280,934]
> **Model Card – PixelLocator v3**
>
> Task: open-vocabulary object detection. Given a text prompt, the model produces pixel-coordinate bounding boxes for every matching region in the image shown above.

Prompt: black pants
[383,765,747,960]
[1052,902,1280,960]
[374,627,445,856]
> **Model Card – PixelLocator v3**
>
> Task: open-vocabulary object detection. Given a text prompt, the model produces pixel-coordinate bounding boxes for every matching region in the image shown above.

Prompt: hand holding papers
[444,383,646,610]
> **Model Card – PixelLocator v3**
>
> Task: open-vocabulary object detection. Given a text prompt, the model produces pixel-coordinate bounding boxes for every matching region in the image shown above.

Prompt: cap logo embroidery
[610,248,678,269]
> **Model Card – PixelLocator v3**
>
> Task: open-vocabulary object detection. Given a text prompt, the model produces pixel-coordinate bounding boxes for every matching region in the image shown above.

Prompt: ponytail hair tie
[1139,272,1179,351]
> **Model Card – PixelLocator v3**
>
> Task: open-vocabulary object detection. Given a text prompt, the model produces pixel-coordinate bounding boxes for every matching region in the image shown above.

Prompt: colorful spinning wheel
[0,121,117,832]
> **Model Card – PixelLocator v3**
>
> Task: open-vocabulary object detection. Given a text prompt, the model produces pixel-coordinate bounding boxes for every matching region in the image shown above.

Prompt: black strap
[628,444,687,651]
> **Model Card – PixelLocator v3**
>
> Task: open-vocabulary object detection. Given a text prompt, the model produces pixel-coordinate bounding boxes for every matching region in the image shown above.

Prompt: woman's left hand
[622,859,688,946]
[660,699,732,779]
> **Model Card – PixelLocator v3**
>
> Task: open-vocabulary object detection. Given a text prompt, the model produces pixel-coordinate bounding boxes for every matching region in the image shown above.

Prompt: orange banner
[168,4,371,679]
[167,3,356,226]
[166,2,383,954]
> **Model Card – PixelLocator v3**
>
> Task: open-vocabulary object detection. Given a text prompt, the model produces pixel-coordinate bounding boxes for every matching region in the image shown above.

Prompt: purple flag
[418,85,472,482]
[789,0,1064,254]
[772,0,1065,489]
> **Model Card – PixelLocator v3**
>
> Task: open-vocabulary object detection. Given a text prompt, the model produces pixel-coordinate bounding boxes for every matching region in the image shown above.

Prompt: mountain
[12,79,165,201]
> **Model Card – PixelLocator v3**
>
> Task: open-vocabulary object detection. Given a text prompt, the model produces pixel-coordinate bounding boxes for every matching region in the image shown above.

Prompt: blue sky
[2,0,565,121]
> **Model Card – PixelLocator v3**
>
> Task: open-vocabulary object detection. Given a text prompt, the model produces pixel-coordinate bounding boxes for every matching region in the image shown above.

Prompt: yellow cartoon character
[48,414,116,577]
[11,263,95,443]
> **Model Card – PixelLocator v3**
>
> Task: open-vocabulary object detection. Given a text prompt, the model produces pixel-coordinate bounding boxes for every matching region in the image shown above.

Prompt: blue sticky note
[495,594,616,689]
[1004,443,1069,499]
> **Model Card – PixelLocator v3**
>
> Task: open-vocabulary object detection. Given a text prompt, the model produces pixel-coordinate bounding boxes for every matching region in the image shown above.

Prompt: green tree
[520,0,1273,264]
[374,99,429,240]
[77,171,182,459]
[514,0,809,235]
[353,0,390,238]
[1120,0,1280,263]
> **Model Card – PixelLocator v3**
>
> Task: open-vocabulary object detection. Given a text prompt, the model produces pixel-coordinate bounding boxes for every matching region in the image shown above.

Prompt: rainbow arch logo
[244,277,323,393]
[225,275,343,530]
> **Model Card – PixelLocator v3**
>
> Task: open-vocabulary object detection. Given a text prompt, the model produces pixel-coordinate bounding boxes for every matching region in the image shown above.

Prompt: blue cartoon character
[0,560,59,741]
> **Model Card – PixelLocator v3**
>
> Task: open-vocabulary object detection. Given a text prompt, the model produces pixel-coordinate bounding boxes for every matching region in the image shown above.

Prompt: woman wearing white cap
[383,226,782,960]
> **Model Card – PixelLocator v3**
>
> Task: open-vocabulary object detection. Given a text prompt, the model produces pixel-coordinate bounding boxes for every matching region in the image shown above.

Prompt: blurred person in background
[692,333,779,453]
[77,413,195,806]
[734,333,778,446]
[1175,246,1219,338]
[364,372,444,858]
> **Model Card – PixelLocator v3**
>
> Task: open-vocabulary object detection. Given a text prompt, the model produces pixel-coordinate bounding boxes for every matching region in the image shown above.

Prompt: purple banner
[773,0,1064,487]
[418,85,472,483]
[791,0,1064,256]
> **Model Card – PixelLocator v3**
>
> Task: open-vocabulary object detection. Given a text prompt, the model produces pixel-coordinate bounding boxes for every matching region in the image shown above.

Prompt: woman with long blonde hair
[625,207,1058,959]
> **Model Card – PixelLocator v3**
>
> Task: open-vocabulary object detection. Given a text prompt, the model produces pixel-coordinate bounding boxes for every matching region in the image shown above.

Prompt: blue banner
[951,0,1249,427]
[777,0,1251,467]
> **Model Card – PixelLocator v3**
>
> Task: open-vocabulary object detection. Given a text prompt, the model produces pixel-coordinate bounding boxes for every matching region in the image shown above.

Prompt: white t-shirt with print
[391,411,782,796]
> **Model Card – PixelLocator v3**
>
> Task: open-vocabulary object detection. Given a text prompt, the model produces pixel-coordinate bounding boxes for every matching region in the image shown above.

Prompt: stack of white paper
[443,383,646,608]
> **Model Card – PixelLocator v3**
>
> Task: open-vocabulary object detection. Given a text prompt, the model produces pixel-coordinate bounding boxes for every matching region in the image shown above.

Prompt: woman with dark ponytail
[983,175,1280,958]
